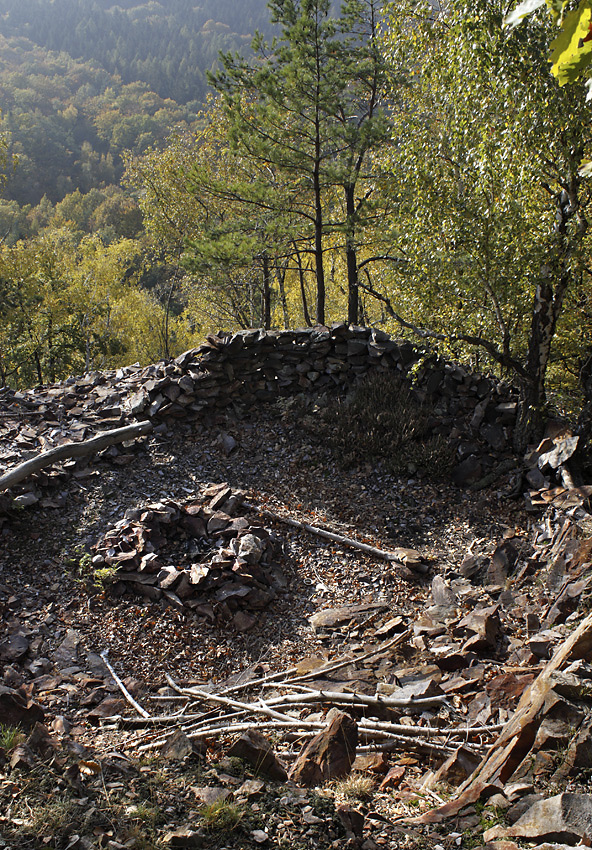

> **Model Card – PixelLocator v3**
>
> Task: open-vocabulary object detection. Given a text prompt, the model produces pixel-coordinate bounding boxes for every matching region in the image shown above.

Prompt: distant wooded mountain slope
[0,0,274,104]
[0,34,198,205]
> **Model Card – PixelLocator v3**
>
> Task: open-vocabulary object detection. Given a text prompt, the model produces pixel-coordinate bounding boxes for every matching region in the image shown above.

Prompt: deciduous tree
[382,0,592,449]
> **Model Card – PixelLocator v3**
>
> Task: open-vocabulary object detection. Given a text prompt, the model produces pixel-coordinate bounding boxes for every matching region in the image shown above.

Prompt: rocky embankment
[1,324,521,508]
[1,326,592,849]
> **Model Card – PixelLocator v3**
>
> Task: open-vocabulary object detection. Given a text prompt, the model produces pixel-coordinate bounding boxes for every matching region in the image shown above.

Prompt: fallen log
[0,421,153,492]
[244,502,429,573]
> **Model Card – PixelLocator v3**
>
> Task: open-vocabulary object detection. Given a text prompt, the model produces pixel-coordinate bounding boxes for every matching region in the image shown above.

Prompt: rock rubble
[91,483,285,629]
[0,324,522,507]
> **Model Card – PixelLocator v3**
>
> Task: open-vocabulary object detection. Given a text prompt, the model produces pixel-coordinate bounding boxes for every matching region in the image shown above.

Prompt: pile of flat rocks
[91,483,285,631]
[0,324,521,491]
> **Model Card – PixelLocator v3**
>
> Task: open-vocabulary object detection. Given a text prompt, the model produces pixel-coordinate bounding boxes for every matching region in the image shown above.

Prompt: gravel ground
[0,398,530,850]
[1,400,524,685]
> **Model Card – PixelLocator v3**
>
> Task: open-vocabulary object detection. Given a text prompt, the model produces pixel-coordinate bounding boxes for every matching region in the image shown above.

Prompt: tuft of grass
[26,797,77,840]
[334,772,375,801]
[310,371,455,477]
[125,802,161,829]
[0,724,25,751]
[199,799,244,831]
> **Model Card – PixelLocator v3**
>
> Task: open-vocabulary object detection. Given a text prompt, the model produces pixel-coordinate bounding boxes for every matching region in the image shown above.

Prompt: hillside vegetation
[0,0,272,104]
[0,0,590,455]
[0,36,197,206]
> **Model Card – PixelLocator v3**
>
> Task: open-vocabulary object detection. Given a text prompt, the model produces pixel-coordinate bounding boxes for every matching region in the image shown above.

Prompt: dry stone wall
[134,324,519,482]
[0,323,519,489]
[135,323,517,429]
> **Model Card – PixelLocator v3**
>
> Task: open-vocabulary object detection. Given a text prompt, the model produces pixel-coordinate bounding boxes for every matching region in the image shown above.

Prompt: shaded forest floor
[0,397,585,849]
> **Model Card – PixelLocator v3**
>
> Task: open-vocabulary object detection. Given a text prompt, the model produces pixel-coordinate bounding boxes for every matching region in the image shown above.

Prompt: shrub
[315,371,455,477]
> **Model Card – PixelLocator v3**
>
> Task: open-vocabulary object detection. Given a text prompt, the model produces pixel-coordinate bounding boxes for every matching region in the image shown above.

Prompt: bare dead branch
[0,421,154,492]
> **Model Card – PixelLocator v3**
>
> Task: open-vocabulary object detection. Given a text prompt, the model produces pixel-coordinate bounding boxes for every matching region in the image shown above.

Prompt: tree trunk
[163,276,177,360]
[262,252,271,330]
[34,350,43,386]
[313,162,326,325]
[294,244,312,327]
[513,172,585,454]
[513,273,569,453]
[276,261,290,328]
[345,183,359,325]
[513,379,548,455]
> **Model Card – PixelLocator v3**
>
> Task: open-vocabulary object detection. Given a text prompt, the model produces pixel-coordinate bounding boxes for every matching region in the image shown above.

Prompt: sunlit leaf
[550,0,592,84]
[503,0,546,31]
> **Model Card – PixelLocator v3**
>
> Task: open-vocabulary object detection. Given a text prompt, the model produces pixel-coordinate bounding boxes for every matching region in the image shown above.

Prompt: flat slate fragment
[483,793,592,844]
[309,602,387,631]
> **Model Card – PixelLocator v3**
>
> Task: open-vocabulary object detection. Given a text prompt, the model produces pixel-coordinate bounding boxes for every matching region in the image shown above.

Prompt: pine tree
[210,0,341,325]
[209,0,392,325]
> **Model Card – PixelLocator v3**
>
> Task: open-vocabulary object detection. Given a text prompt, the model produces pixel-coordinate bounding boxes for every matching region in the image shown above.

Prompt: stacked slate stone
[91,484,285,631]
[123,325,520,462]
[0,324,520,489]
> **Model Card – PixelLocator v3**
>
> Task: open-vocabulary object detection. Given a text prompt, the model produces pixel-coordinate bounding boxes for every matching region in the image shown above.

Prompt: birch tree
[382,0,592,450]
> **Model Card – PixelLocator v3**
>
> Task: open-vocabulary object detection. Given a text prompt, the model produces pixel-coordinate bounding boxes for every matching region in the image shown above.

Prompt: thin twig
[217,630,410,696]
[269,630,413,687]
[168,674,448,712]
[243,501,429,573]
[100,650,150,719]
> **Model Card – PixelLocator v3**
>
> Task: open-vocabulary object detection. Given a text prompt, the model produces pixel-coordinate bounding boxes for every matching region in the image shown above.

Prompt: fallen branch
[136,720,318,753]
[166,674,448,712]
[124,702,497,753]
[0,421,154,491]
[244,502,428,573]
[165,674,316,727]
[357,717,501,742]
[101,650,150,719]
[136,719,463,758]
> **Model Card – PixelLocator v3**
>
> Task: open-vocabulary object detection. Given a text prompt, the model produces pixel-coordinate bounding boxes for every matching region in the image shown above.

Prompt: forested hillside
[0,0,591,454]
[0,0,273,204]
[0,0,273,104]
[0,36,196,205]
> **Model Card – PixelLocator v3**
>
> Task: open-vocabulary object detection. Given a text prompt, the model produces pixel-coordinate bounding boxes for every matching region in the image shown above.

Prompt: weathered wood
[0,421,153,492]
[456,610,592,797]
[136,720,465,758]
[244,502,428,572]
[167,674,448,712]
[101,650,150,719]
